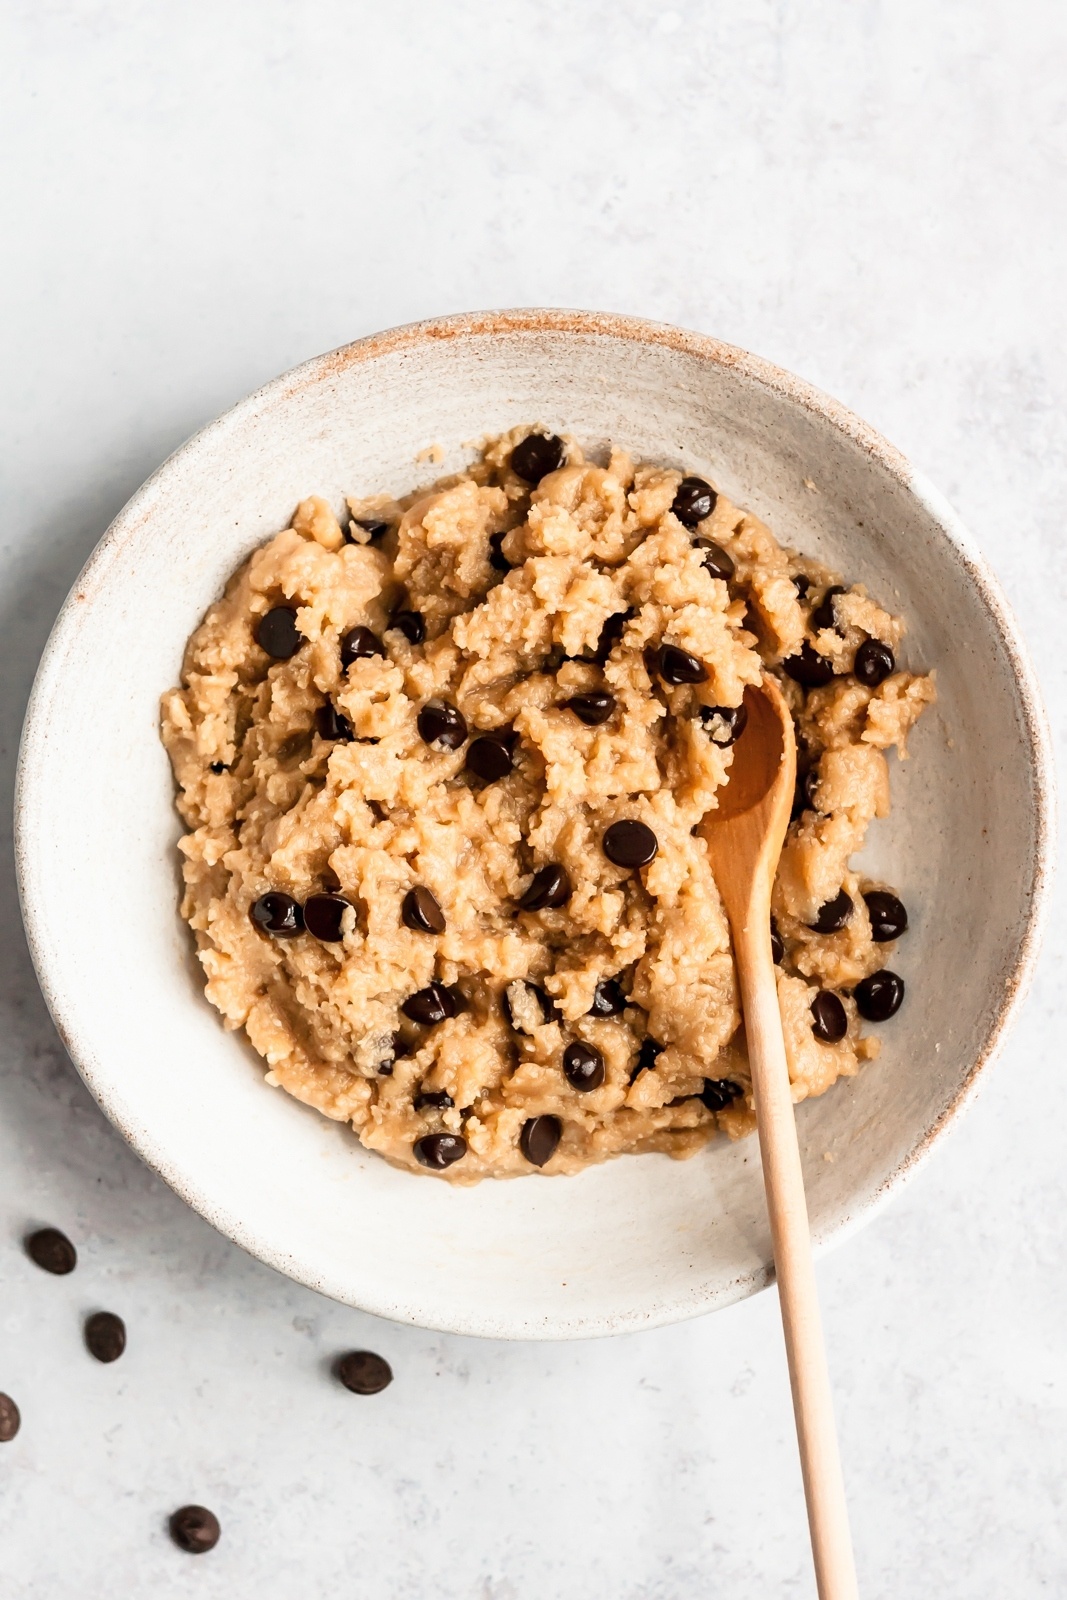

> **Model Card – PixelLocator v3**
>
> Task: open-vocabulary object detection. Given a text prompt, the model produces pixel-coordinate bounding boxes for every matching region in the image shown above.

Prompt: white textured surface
[1,2,1064,1595]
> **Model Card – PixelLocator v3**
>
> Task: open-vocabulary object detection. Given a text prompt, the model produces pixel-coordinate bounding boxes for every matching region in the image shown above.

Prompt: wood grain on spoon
[700,675,859,1600]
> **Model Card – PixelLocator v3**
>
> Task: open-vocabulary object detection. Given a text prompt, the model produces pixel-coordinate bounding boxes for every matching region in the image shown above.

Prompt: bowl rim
[14,308,1056,1339]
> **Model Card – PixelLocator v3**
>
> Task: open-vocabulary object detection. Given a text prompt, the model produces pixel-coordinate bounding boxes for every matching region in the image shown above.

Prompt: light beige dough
[161,428,935,1181]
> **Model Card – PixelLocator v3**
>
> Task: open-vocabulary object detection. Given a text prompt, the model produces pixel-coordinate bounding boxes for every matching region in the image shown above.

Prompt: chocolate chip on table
[250,891,304,939]
[340,625,385,669]
[782,641,836,688]
[809,890,853,934]
[518,864,572,912]
[588,977,626,1016]
[488,531,511,572]
[520,1114,562,1167]
[0,1394,20,1443]
[700,1078,743,1112]
[417,700,467,750]
[85,1311,126,1363]
[654,644,708,686]
[511,432,566,484]
[810,991,848,1043]
[303,893,352,942]
[169,1505,221,1555]
[812,584,847,633]
[700,703,748,747]
[603,819,658,869]
[256,606,303,660]
[854,969,905,1021]
[854,637,895,687]
[465,735,514,783]
[414,1132,467,1169]
[671,475,718,527]
[589,607,634,665]
[563,1041,605,1092]
[693,537,735,581]
[863,890,908,942]
[347,517,392,543]
[633,1037,664,1079]
[336,1350,394,1394]
[402,981,459,1026]
[316,702,354,741]
[402,886,446,935]
[413,1089,454,1111]
[770,919,784,965]
[25,1227,76,1275]
[564,692,615,726]
[389,609,426,645]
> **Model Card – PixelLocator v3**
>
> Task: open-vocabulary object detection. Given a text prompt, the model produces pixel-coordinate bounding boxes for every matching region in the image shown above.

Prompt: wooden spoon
[700,675,859,1600]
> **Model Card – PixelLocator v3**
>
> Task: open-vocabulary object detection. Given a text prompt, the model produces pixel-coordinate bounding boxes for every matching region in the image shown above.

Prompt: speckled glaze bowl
[15,311,1053,1339]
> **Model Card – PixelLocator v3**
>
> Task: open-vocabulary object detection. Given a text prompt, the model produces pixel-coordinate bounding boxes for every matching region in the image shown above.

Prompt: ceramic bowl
[15,310,1053,1340]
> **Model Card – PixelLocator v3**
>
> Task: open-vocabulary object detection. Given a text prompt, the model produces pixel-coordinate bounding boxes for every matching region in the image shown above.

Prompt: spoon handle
[735,913,859,1600]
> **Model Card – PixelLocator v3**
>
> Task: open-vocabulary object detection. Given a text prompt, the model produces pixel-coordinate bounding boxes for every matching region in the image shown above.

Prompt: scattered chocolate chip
[655,644,708,686]
[518,864,572,912]
[402,886,445,935]
[701,1078,743,1112]
[700,703,748,746]
[603,819,658,868]
[854,969,905,1021]
[633,1037,665,1079]
[250,891,304,939]
[693,537,735,581]
[588,977,626,1016]
[0,1394,19,1442]
[782,641,836,688]
[336,1350,394,1393]
[854,638,895,687]
[502,981,558,1032]
[303,893,352,942]
[812,585,846,633]
[85,1311,126,1363]
[863,890,908,942]
[348,518,392,543]
[25,1227,76,1275]
[169,1506,221,1555]
[563,1041,605,1092]
[316,702,354,741]
[340,625,385,669]
[520,1114,562,1167]
[511,432,566,484]
[809,890,853,934]
[671,476,718,527]
[402,982,459,1026]
[256,606,303,660]
[811,991,848,1043]
[390,610,426,645]
[209,761,226,774]
[466,735,513,783]
[589,608,634,665]
[414,1132,467,1169]
[565,692,615,726]
[417,701,467,750]
[414,1090,454,1111]
[488,531,511,572]
[793,574,811,598]
[770,919,784,964]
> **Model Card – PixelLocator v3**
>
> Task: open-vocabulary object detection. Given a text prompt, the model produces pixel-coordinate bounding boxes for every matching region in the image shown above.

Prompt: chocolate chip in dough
[502,980,558,1032]
[465,735,514,783]
[209,761,227,774]
[700,1079,743,1112]
[256,606,303,660]
[488,531,511,572]
[402,886,446,934]
[413,1132,467,1169]
[347,518,392,543]
[770,919,784,965]
[85,1311,126,1364]
[588,977,626,1016]
[603,820,658,868]
[812,585,846,633]
[518,864,572,912]
[316,702,354,741]
[655,644,708,686]
[250,892,304,939]
[810,991,848,1043]
[793,574,811,598]
[632,1036,665,1080]
[564,692,615,726]
[169,1506,221,1555]
[863,890,908,942]
[25,1227,76,1275]
[519,1115,562,1167]
[413,1090,454,1111]
[854,969,905,1021]
[589,608,634,666]
[854,638,895,687]
[671,476,718,527]
[511,432,566,484]
[336,1350,394,1393]
[417,701,467,750]
[303,893,352,942]
[389,610,426,645]
[693,537,735,581]
[563,1041,605,1092]
[699,703,748,747]
[0,1395,20,1442]
[782,641,835,688]
[340,626,385,669]
[402,982,459,1026]
[809,890,853,934]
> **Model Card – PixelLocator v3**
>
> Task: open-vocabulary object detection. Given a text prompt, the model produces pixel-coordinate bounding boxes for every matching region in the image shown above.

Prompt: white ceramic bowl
[15,311,1053,1339]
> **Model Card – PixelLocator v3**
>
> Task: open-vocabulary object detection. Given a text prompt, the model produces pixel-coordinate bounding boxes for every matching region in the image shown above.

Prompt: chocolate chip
[85,1311,126,1363]
[25,1227,76,1275]
[603,819,658,868]
[316,702,354,741]
[793,575,811,598]
[563,1041,605,1091]
[863,890,908,942]
[465,735,513,783]
[519,1114,562,1167]
[348,518,392,543]
[402,886,445,934]
[699,703,748,746]
[854,638,895,687]
[256,606,303,660]
[782,641,836,688]
[402,982,458,1026]
[700,1078,743,1112]
[812,585,846,632]
[542,644,567,672]
[169,1506,220,1555]
[340,625,385,668]
[488,531,511,572]
[589,608,634,665]
[854,969,904,1021]
[414,1132,467,1169]
[250,891,304,938]
[693,537,735,581]
[802,766,822,812]
[502,981,558,1032]
[809,890,853,934]
[417,700,467,750]
[414,1090,454,1111]
[390,610,426,645]
[303,893,352,942]
[511,432,566,484]
[0,1394,20,1442]
[564,692,615,726]
[633,1037,665,1079]
[209,761,226,774]
[671,476,718,527]
[655,644,708,685]
[518,864,571,911]
[770,919,784,964]
[588,977,626,1016]
[810,991,848,1043]
[336,1350,394,1393]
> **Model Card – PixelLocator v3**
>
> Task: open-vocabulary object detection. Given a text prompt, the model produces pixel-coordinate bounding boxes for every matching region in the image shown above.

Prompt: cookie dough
[161,428,935,1181]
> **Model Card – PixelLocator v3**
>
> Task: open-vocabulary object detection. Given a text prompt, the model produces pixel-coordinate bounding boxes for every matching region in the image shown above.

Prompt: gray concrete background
[1,3,1064,1595]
